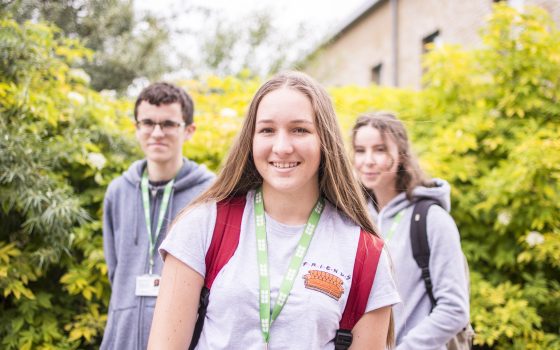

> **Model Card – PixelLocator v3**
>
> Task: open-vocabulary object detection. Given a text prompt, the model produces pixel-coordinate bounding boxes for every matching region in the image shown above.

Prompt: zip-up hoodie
[370,179,469,350]
[101,158,214,350]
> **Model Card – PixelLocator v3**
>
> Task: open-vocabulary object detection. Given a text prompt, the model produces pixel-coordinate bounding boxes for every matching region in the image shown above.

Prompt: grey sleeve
[102,188,117,286]
[397,206,470,350]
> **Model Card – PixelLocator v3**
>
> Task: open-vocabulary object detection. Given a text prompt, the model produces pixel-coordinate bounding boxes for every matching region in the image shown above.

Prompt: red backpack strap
[204,195,246,289]
[190,195,246,350]
[339,229,384,330]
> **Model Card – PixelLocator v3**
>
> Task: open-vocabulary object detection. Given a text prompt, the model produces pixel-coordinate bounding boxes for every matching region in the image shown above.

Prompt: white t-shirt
[160,190,400,350]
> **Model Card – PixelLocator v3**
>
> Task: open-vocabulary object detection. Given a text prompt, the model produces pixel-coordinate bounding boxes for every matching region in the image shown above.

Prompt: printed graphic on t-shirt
[303,270,344,301]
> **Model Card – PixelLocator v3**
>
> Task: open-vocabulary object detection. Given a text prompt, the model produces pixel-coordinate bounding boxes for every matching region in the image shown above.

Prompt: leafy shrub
[1,4,558,349]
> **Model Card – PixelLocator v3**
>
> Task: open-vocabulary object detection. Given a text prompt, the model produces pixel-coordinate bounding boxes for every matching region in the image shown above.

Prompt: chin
[146,155,174,164]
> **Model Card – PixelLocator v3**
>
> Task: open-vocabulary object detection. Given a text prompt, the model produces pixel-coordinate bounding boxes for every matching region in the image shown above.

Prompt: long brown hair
[185,71,377,235]
[351,112,434,208]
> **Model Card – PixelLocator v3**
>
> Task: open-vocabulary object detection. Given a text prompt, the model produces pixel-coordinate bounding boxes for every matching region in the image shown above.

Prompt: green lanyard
[254,187,324,346]
[384,210,404,242]
[141,170,175,274]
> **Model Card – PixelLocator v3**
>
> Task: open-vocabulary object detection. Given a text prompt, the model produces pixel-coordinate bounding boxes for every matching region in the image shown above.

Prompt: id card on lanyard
[135,169,174,297]
[254,187,324,348]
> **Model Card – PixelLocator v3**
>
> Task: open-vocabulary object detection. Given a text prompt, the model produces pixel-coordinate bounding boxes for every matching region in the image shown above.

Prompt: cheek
[353,154,364,168]
[135,129,144,143]
[378,154,396,170]
[308,138,322,165]
[252,137,266,161]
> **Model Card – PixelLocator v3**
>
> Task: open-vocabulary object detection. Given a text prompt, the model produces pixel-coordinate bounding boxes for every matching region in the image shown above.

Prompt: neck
[146,158,183,182]
[261,184,320,225]
[374,186,399,211]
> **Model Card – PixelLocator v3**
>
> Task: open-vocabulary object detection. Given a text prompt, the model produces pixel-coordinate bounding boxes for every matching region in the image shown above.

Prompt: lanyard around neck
[254,187,324,345]
[141,170,175,274]
[384,210,404,242]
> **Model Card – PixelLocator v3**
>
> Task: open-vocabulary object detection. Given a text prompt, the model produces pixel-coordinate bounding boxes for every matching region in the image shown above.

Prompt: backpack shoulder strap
[335,229,384,349]
[204,195,246,289]
[189,195,246,350]
[410,198,439,307]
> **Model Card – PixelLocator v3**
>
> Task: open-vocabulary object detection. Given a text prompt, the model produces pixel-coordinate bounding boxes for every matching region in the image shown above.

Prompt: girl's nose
[364,150,376,166]
[272,132,294,154]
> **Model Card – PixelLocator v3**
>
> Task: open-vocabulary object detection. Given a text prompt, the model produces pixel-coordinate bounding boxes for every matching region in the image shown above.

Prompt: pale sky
[135,0,369,78]
[137,0,368,31]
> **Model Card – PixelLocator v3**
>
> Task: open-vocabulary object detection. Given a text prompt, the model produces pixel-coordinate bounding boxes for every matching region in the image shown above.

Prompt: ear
[182,123,196,142]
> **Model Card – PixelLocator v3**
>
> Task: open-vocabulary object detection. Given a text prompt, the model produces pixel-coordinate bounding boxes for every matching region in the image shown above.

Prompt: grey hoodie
[101,158,214,350]
[370,179,469,350]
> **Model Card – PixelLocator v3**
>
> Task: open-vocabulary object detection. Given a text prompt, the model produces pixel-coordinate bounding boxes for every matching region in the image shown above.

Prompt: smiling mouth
[270,162,300,169]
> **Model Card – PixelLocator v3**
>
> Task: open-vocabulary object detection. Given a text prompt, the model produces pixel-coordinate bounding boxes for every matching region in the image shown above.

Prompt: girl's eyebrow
[256,118,314,124]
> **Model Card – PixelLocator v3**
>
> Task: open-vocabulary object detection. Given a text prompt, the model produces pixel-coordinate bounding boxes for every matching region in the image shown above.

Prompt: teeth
[272,162,298,169]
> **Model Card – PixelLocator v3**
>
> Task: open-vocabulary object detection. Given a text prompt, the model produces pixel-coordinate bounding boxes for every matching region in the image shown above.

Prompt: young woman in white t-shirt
[148,72,400,350]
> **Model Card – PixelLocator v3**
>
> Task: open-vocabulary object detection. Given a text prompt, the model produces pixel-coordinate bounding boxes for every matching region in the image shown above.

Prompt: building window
[422,30,442,54]
[371,63,382,85]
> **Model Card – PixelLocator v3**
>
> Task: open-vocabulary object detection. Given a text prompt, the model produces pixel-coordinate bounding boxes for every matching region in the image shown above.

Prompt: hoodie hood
[377,178,452,219]
[122,158,215,192]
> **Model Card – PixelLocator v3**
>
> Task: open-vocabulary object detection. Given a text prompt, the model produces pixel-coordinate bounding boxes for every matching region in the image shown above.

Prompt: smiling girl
[147,72,400,350]
[352,112,470,349]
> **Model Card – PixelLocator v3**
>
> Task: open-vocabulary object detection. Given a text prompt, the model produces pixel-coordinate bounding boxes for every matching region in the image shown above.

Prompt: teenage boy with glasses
[101,82,215,350]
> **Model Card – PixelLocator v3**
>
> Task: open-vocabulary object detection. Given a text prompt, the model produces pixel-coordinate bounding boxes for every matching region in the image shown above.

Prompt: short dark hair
[134,82,194,124]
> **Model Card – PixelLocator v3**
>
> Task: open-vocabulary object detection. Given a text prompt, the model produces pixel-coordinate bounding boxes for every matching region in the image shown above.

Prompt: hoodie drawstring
[134,183,141,245]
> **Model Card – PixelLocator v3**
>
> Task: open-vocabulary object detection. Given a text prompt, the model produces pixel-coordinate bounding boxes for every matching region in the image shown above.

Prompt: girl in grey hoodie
[351,112,470,350]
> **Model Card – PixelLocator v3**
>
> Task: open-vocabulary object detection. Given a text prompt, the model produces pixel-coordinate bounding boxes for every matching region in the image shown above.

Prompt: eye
[354,147,365,153]
[257,127,274,134]
[374,145,387,152]
[162,120,179,128]
[293,127,310,134]
[140,119,156,127]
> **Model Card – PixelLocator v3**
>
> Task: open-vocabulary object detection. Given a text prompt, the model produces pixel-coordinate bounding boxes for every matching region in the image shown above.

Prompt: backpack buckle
[421,267,433,289]
[334,329,353,349]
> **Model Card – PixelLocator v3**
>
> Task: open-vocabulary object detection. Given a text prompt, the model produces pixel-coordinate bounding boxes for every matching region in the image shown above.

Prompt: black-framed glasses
[136,119,186,133]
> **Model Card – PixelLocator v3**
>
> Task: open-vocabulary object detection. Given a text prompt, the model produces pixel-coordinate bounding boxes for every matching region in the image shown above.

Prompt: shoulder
[160,200,218,263]
[323,201,362,235]
[104,174,131,201]
[426,204,458,231]
[173,200,217,229]
[424,203,462,251]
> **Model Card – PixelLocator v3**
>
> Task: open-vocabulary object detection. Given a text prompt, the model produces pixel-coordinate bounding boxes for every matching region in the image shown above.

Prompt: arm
[148,254,204,350]
[351,306,392,350]
[397,207,470,349]
[102,194,117,285]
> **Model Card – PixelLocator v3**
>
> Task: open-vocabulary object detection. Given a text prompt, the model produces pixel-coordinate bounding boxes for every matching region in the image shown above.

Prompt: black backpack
[410,199,475,350]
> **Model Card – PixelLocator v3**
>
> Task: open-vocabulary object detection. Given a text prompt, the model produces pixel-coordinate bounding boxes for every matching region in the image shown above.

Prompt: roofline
[330,0,388,42]
[297,0,388,67]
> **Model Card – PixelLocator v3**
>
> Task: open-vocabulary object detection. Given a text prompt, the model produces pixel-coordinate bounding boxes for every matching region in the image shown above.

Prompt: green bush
[1,4,558,349]
[332,4,560,348]
[0,18,139,349]
[419,5,560,348]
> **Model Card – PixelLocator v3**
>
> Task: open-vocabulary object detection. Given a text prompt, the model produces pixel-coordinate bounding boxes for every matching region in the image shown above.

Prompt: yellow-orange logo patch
[303,270,344,301]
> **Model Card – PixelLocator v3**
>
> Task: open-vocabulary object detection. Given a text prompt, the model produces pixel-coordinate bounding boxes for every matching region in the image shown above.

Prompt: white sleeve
[158,201,217,278]
[365,247,401,312]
